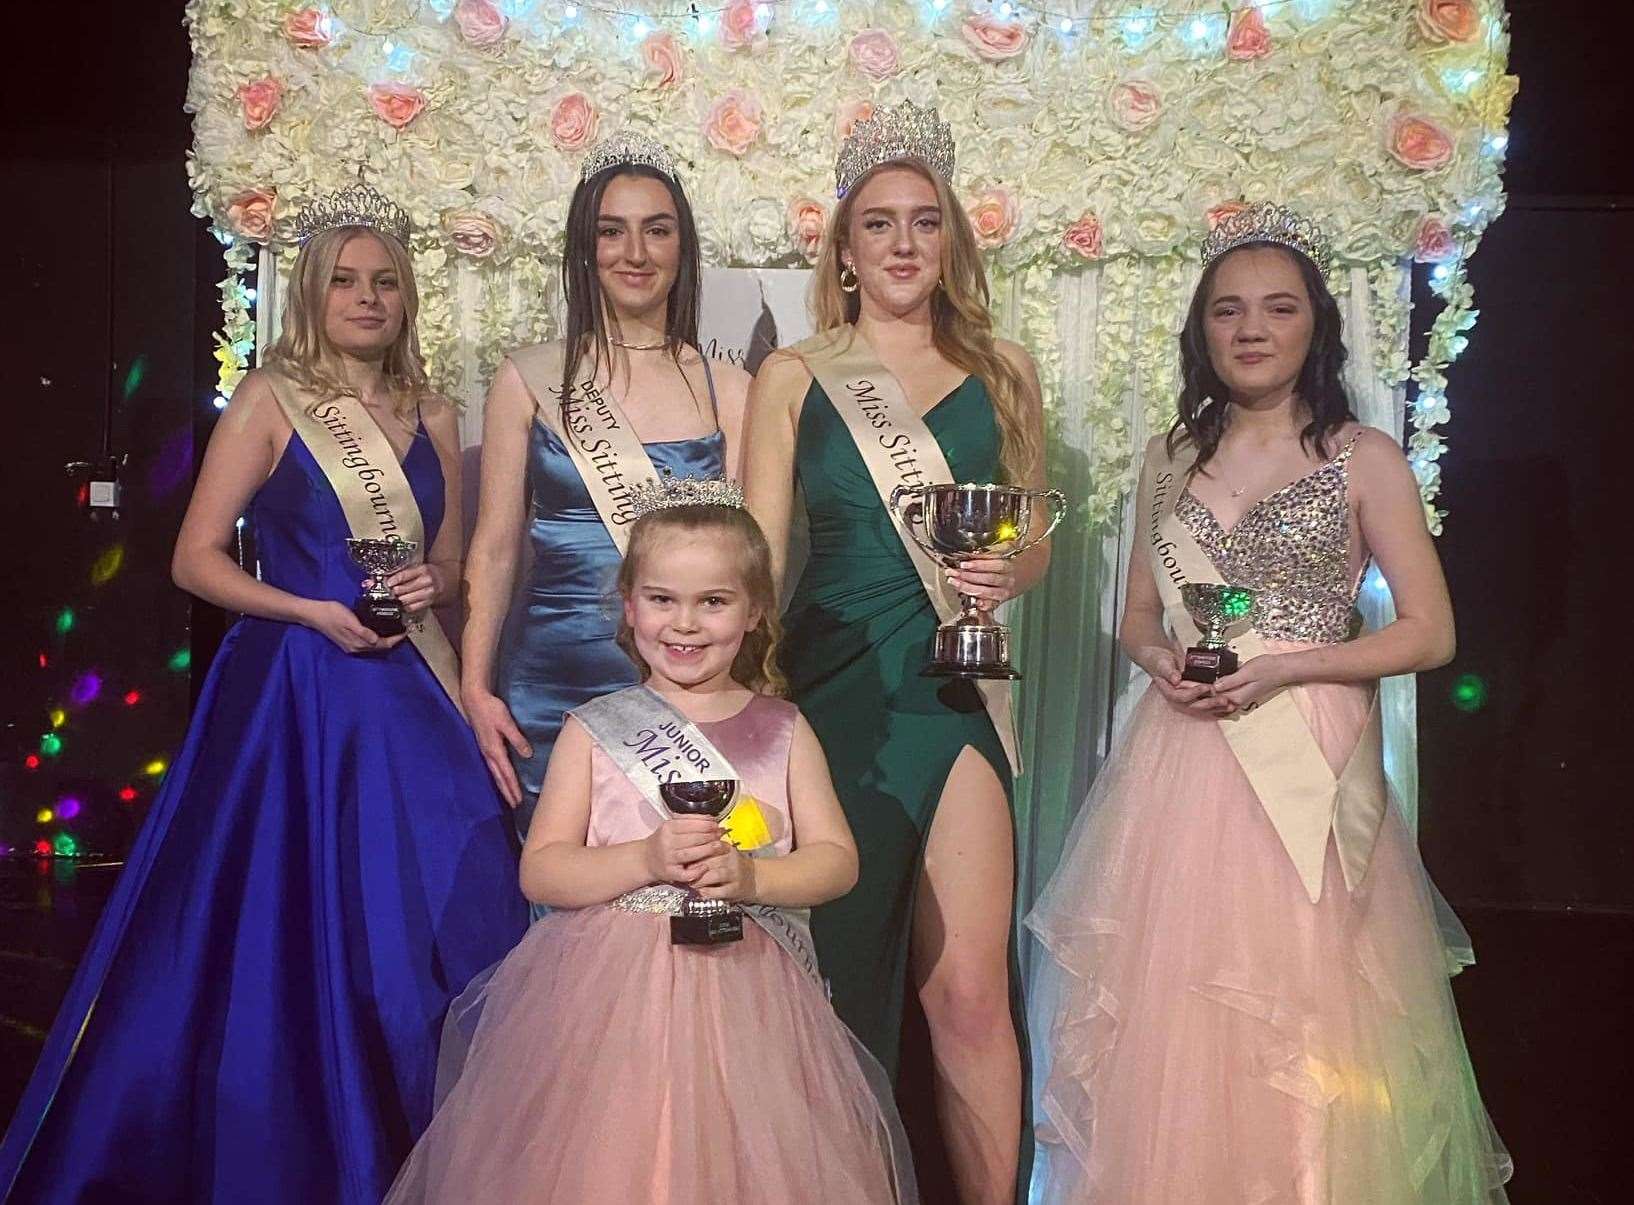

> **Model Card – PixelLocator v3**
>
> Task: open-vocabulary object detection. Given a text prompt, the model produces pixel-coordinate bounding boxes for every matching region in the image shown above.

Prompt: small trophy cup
[659,779,745,946]
[888,483,1067,679]
[345,536,418,638]
[1179,583,1257,684]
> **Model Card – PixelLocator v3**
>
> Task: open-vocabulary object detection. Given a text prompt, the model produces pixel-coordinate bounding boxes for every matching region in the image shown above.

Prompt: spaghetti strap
[698,353,722,427]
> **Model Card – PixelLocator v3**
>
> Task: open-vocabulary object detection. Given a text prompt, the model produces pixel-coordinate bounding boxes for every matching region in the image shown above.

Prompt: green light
[167,647,192,672]
[39,732,63,757]
[54,608,75,635]
[1220,588,1254,620]
[122,354,149,401]
[1449,673,1488,714]
[52,832,79,857]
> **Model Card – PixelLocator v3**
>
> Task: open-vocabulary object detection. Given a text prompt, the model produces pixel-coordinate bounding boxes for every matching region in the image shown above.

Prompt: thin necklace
[610,337,667,351]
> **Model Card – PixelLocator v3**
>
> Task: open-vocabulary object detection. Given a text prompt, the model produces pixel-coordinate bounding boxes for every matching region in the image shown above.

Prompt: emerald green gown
[783,373,1029,1190]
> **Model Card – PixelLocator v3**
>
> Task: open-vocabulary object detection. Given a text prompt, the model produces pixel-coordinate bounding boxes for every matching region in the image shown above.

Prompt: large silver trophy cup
[889,483,1067,679]
[345,536,418,638]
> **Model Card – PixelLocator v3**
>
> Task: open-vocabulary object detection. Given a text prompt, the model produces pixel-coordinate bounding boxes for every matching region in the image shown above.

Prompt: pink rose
[835,99,875,139]
[1205,201,1251,230]
[1062,212,1103,260]
[548,91,600,151]
[787,197,828,264]
[443,209,502,258]
[1389,113,1455,171]
[1226,6,1272,61]
[1413,215,1457,263]
[704,90,763,156]
[225,187,276,242]
[849,29,901,81]
[238,77,283,131]
[1108,78,1163,132]
[368,83,427,130]
[453,0,508,47]
[966,188,1019,249]
[282,8,332,50]
[718,0,766,52]
[1416,0,1481,43]
[961,14,1028,63]
[640,31,686,89]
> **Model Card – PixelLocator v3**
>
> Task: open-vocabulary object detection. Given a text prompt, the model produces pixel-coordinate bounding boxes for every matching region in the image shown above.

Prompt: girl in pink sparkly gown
[386,492,913,1204]
[1026,206,1511,1204]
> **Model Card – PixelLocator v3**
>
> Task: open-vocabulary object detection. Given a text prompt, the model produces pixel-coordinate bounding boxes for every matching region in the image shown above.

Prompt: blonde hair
[614,506,787,697]
[811,160,1039,483]
[264,226,430,415]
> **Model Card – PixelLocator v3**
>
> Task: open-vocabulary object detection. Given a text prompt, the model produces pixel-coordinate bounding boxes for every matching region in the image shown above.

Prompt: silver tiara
[628,476,745,519]
[292,178,411,246]
[1201,202,1334,275]
[580,131,679,183]
[835,100,956,198]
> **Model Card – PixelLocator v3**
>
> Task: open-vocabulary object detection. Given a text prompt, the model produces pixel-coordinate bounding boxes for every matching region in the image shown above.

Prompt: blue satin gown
[0,422,529,1203]
[497,407,724,837]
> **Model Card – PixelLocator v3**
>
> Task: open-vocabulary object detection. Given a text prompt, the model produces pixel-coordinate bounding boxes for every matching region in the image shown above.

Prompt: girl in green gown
[743,101,1053,1205]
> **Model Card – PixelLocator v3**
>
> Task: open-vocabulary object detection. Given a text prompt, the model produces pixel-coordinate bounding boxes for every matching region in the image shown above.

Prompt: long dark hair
[559,164,702,405]
[1167,242,1355,470]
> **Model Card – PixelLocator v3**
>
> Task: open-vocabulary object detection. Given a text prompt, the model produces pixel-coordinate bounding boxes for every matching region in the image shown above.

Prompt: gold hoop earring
[839,265,859,294]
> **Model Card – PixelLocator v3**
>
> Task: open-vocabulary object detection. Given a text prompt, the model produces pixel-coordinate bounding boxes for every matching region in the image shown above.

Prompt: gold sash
[1137,434,1387,902]
[508,340,661,555]
[793,326,1021,775]
[265,372,463,710]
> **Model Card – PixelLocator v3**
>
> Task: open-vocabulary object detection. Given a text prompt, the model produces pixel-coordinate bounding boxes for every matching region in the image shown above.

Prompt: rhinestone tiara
[1200,202,1334,275]
[292,178,411,247]
[580,131,679,183]
[835,100,956,199]
[628,476,745,520]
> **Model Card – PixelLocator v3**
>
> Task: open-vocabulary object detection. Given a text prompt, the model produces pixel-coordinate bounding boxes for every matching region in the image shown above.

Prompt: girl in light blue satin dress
[460,133,748,837]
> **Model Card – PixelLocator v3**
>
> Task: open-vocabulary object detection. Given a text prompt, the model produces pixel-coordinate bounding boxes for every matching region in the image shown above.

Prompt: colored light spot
[70,672,103,706]
[118,786,139,803]
[994,520,1020,543]
[34,840,52,856]
[38,651,48,668]
[36,809,54,824]
[40,733,63,757]
[124,689,142,706]
[24,754,41,770]
[55,608,75,635]
[168,648,192,672]
[53,832,79,857]
[1450,673,1488,714]
[49,708,66,728]
[91,545,125,585]
[57,797,82,820]
[144,759,168,778]
[122,354,148,401]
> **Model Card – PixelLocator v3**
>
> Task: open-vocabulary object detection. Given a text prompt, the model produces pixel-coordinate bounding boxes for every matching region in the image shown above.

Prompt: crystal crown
[292,179,411,247]
[628,476,745,520]
[1200,202,1334,275]
[580,131,679,183]
[835,100,956,198]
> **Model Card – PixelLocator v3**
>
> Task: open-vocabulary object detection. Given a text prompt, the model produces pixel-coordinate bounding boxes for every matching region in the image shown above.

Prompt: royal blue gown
[0,422,529,1203]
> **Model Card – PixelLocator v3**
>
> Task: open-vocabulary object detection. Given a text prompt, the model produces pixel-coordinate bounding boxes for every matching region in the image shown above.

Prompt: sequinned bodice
[1175,432,1366,644]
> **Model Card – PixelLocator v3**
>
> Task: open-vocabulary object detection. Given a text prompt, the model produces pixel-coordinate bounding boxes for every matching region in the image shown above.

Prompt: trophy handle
[1007,488,1068,558]
[887,484,944,562]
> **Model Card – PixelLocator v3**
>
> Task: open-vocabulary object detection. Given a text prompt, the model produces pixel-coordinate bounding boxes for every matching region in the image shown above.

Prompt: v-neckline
[1183,433,1358,539]
[916,375,973,420]
[355,404,423,468]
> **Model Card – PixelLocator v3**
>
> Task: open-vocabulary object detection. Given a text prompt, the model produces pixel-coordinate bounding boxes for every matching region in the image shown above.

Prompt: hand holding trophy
[345,536,418,638]
[889,483,1067,679]
[1178,583,1258,684]
[659,779,746,945]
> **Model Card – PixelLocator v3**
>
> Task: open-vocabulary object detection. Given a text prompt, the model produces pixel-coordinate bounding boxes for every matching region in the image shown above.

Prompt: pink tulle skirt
[1027,659,1512,1204]
[384,904,911,1204]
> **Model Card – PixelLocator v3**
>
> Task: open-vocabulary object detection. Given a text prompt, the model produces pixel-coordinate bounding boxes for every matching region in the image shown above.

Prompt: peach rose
[1416,0,1481,43]
[1108,78,1163,132]
[704,90,763,156]
[641,31,686,89]
[443,209,502,258]
[1205,200,1250,230]
[282,8,332,50]
[849,29,901,81]
[225,187,276,242]
[835,99,876,139]
[961,14,1028,63]
[1413,215,1457,263]
[719,0,765,52]
[238,77,283,131]
[453,0,508,47]
[1226,6,1272,61]
[368,83,427,130]
[1389,113,1455,171]
[1062,212,1103,260]
[548,91,599,151]
[966,188,1019,249]
[787,197,828,263]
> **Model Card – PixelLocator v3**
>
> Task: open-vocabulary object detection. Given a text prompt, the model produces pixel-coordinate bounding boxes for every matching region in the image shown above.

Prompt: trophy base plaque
[671,906,744,946]
[1181,646,1238,685]
[922,617,1023,681]
[354,598,407,639]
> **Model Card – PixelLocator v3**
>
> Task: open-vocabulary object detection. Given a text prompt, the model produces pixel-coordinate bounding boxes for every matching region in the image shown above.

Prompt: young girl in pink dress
[386,482,913,1204]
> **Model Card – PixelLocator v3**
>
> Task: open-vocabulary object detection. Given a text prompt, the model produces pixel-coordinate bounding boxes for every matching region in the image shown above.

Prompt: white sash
[1138,433,1388,902]
[508,340,662,554]
[792,326,1021,775]
[265,372,463,711]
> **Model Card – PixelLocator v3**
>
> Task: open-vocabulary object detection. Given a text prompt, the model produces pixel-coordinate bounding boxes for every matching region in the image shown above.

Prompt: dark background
[1,2,1629,1201]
